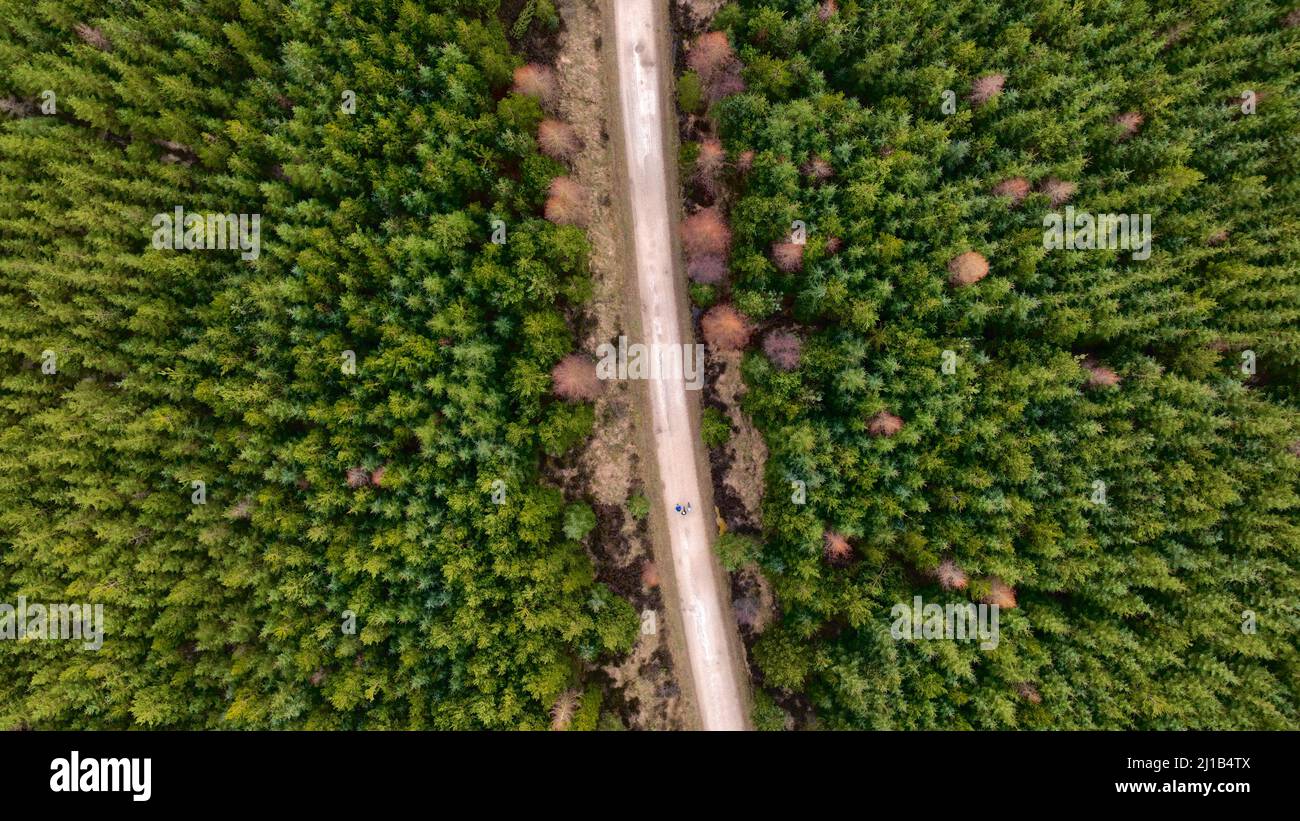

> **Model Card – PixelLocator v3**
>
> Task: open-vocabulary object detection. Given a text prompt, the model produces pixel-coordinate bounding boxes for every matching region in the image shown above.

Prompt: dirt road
[608,0,749,731]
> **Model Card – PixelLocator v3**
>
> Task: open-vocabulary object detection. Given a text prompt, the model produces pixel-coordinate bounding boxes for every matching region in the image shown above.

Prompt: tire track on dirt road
[607,0,749,731]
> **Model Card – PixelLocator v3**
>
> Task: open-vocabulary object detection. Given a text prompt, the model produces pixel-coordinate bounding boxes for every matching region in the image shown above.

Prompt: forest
[681,0,1300,728]
[0,0,636,729]
[3,0,1298,733]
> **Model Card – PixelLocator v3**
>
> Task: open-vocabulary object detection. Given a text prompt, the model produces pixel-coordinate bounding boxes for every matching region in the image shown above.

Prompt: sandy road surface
[609,0,748,731]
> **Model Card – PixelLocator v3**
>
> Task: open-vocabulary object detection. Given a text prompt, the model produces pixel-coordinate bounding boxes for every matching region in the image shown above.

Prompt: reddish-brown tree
[687,31,734,85]
[1039,177,1077,207]
[771,241,805,273]
[1161,21,1192,46]
[701,304,752,351]
[1083,360,1122,389]
[681,207,731,258]
[1114,111,1145,140]
[992,177,1031,206]
[0,97,33,117]
[824,531,853,565]
[802,154,834,182]
[947,251,989,286]
[708,69,746,101]
[513,64,558,106]
[694,138,726,196]
[550,689,579,731]
[74,23,112,51]
[687,253,728,284]
[544,177,589,226]
[982,577,1018,608]
[1016,682,1043,704]
[552,354,603,401]
[687,31,745,101]
[346,467,369,488]
[763,330,803,371]
[868,410,904,437]
[537,119,580,162]
[969,73,1005,105]
[936,558,969,591]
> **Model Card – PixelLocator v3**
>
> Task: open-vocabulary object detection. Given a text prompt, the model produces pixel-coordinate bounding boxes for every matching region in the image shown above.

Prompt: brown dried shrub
[763,330,803,371]
[736,149,755,174]
[824,236,843,255]
[1287,9,1300,28]
[537,119,580,162]
[1207,229,1229,246]
[544,176,589,226]
[552,354,603,401]
[701,304,752,351]
[868,410,904,437]
[947,251,989,287]
[370,465,387,487]
[969,73,1005,106]
[642,561,659,589]
[681,207,731,258]
[818,0,838,21]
